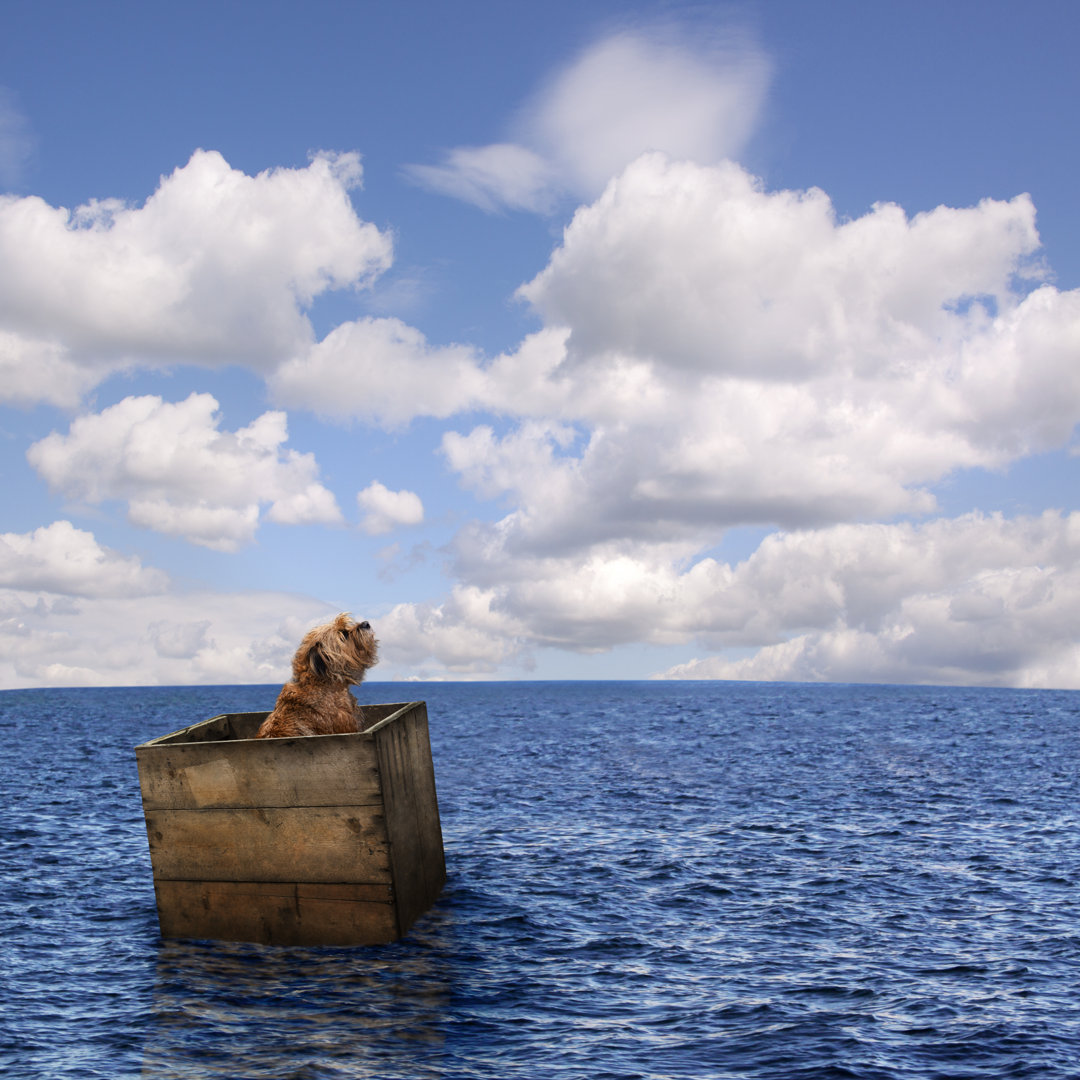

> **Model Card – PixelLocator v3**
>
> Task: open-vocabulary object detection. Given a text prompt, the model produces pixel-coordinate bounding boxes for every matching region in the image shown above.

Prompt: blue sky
[2,0,1079,688]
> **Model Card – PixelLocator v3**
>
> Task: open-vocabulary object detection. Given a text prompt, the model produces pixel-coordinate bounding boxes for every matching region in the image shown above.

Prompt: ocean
[2,680,1079,1079]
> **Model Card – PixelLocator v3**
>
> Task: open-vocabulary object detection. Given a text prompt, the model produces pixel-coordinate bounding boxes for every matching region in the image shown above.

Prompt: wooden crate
[134,701,445,947]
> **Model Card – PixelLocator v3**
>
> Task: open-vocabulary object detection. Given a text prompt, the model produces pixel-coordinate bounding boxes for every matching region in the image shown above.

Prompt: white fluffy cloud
[0,519,499,683]
[0,585,339,688]
[0,520,389,687]
[0,150,392,406]
[657,512,1080,688]
[343,155,1080,685]
[282,157,1080,556]
[7,135,1080,689]
[519,156,1046,379]
[0,520,167,597]
[7,512,1078,688]
[27,393,342,550]
[379,512,1080,688]
[0,331,100,408]
[422,155,1080,560]
[405,27,769,213]
[521,27,769,196]
[262,153,1080,686]
[270,316,486,426]
[357,481,424,535]
[377,586,528,674]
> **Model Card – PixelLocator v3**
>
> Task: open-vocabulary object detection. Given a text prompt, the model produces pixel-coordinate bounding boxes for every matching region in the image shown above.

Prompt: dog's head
[293,612,379,685]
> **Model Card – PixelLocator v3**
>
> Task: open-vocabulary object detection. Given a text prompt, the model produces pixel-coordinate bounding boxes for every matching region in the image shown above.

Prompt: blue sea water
[2,680,1080,1079]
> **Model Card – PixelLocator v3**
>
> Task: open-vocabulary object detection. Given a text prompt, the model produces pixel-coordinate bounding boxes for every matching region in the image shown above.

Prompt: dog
[256,613,379,738]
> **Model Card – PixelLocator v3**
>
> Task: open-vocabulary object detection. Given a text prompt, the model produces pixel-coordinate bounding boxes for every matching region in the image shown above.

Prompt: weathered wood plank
[140,711,269,746]
[154,879,398,946]
[406,701,447,899]
[359,701,414,731]
[144,806,392,884]
[136,734,381,810]
[376,702,446,936]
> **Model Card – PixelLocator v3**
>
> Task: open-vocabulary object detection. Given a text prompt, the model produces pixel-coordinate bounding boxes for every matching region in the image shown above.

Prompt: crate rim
[134,700,425,750]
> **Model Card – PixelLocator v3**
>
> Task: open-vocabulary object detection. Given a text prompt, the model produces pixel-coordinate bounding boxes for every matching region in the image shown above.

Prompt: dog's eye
[339,629,349,639]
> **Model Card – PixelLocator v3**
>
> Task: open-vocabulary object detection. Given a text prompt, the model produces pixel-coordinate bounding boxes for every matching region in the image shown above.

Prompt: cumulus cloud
[267,153,1080,684]
[0,521,401,686]
[0,331,100,408]
[422,155,1080,560]
[149,619,213,659]
[658,511,1080,688]
[270,316,486,427]
[0,527,507,683]
[27,393,342,550]
[7,133,1080,689]
[0,520,167,597]
[376,512,1080,688]
[0,587,339,688]
[376,586,528,674]
[357,481,424,535]
[354,151,1080,684]
[404,26,769,213]
[282,157,1079,559]
[0,150,392,406]
[518,156,1047,378]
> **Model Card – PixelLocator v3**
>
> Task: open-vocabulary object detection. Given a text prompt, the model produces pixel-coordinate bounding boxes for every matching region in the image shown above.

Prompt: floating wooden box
[134,701,445,947]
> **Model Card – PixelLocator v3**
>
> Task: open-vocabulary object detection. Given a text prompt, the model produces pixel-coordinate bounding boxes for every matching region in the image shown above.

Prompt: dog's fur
[256,613,379,738]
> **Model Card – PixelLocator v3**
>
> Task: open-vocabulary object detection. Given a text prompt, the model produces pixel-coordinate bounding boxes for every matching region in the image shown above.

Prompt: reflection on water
[141,911,454,1079]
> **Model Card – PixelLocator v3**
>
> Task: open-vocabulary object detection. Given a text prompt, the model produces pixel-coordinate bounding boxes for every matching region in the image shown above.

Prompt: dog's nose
[358,621,371,631]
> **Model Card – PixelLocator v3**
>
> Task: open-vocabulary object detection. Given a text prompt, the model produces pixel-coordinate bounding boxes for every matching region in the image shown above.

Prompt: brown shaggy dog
[256,613,379,738]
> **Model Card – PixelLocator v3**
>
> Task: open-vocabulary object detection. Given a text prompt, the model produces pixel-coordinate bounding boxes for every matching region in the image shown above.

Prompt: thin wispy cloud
[0,87,34,188]
[403,25,770,213]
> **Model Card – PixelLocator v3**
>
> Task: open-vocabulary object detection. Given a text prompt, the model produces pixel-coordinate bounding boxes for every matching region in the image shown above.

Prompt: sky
[1,0,1079,689]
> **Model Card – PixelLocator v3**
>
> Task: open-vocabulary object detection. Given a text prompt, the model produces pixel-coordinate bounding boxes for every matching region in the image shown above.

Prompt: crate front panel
[154,880,398,947]
[136,734,382,811]
[135,703,441,944]
[144,805,393,884]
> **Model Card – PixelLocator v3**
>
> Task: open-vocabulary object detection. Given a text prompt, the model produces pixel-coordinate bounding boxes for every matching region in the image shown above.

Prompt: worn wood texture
[373,702,447,936]
[142,711,268,746]
[136,733,381,810]
[361,702,415,731]
[135,701,444,946]
[144,805,392,883]
[154,880,398,946]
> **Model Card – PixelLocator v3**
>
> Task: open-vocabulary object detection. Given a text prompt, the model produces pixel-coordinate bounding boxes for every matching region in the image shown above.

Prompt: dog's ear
[308,642,329,679]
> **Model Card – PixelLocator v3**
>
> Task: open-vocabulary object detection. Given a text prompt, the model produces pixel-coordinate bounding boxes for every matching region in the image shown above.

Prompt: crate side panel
[137,736,381,810]
[154,880,398,946]
[144,806,392,884]
[141,712,269,747]
[227,713,270,740]
[360,702,413,730]
[405,703,446,892]
[376,703,446,936]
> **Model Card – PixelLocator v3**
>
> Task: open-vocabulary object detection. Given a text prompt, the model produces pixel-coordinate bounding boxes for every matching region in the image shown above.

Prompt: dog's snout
[358,621,371,631]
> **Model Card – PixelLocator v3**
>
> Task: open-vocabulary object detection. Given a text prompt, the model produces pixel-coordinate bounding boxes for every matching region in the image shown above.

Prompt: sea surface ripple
[2,680,1079,1078]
